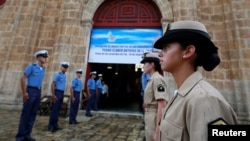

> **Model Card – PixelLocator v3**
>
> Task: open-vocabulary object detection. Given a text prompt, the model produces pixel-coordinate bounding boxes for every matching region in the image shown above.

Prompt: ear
[182,45,196,59]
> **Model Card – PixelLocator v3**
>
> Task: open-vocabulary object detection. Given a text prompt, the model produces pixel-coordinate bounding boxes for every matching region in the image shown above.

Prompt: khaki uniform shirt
[160,71,238,141]
[144,71,169,106]
[144,71,169,141]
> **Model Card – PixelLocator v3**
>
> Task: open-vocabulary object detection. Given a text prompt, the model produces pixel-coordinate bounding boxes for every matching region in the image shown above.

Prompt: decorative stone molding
[80,19,93,27]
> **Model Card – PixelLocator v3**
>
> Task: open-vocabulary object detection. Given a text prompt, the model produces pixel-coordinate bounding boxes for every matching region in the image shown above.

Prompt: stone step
[64,110,144,123]
[84,110,143,119]
[39,108,144,120]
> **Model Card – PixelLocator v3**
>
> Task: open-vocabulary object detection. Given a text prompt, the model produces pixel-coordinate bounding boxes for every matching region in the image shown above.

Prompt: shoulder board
[208,117,228,125]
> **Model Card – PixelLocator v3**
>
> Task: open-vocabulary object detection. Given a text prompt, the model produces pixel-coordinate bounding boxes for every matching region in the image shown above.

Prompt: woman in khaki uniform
[141,52,169,141]
[154,21,238,141]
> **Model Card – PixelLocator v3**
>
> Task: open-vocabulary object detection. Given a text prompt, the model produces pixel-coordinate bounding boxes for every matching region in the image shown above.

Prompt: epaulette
[208,117,228,125]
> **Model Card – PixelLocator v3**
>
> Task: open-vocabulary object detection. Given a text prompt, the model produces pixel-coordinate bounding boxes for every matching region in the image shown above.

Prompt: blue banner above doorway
[88,28,163,64]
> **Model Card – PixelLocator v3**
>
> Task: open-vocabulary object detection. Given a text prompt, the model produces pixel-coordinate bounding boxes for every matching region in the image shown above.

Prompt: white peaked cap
[90,71,97,75]
[60,61,70,66]
[76,69,83,73]
[34,50,48,57]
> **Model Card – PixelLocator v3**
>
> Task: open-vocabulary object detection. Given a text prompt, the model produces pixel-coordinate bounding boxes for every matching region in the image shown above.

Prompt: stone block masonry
[0,0,249,124]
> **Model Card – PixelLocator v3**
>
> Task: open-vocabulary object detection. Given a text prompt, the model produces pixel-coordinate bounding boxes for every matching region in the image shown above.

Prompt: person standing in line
[154,20,238,141]
[95,73,103,110]
[48,62,69,133]
[69,69,83,124]
[85,71,97,117]
[16,50,48,141]
[141,72,150,113]
[99,80,109,109]
[140,70,151,141]
[141,52,169,141]
[140,52,151,114]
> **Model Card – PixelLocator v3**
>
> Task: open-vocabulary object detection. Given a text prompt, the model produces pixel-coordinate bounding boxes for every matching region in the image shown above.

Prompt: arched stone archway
[80,0,174,65]
[80,0,176,100]
[80,0,175,111]
[80,1,174,89]
[81,0,169,78]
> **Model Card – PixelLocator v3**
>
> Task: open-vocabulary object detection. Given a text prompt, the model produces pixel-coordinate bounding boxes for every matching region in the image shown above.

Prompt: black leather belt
[55,89,64,92]
[143,104,158,108]
[27,86,41,90]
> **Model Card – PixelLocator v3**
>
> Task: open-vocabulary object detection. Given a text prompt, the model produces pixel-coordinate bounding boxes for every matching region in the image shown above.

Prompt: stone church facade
[0,0,249,123]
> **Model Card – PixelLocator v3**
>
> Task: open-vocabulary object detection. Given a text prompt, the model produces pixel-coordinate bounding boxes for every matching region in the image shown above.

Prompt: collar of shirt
[177,71,203,97]
[35,62,45,68]
[148,71,159,81]
[34,63,45,70]
[174,89,178,97]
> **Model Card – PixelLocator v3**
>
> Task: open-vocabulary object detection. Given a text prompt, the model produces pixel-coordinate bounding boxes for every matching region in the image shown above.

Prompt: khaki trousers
[144,109,157,141]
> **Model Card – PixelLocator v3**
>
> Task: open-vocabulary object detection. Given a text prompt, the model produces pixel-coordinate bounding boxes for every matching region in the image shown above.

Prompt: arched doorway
[85,0,162,112]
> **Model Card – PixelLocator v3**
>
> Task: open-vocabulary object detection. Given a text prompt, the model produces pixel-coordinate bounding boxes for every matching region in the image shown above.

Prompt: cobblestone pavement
[0,109,145,141]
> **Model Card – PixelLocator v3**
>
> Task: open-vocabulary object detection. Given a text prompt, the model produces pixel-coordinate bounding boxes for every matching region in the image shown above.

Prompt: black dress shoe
[24,137,36,141]
[55,127,62,130]
[48,128,56,133]
[85,113,93,117]
[69,121,79,124]
[69,121,76,124]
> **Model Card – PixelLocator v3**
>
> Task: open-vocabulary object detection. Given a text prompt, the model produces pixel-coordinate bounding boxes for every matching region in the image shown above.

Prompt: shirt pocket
[32,68,40,76]
[160,119,183,141]
[59,76,65,82]
[77,81,81,86]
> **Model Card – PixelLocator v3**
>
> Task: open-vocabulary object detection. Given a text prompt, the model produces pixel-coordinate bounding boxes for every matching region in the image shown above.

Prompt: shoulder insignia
[157,84,165,92]
[208,118,228,125]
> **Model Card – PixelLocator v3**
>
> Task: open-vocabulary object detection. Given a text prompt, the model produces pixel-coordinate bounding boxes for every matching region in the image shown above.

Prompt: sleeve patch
[157,84,165,92]
[208,118,228,125]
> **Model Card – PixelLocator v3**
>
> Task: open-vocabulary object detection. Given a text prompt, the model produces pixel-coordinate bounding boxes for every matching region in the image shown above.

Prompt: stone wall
[0,0,249,123]
[0,0,88,109]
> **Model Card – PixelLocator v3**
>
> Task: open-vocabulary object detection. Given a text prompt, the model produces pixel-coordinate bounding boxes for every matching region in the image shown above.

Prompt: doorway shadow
[89,63,143,113]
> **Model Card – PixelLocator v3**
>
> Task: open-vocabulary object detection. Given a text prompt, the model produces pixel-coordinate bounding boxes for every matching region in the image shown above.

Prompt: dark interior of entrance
[90,63,143,113]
